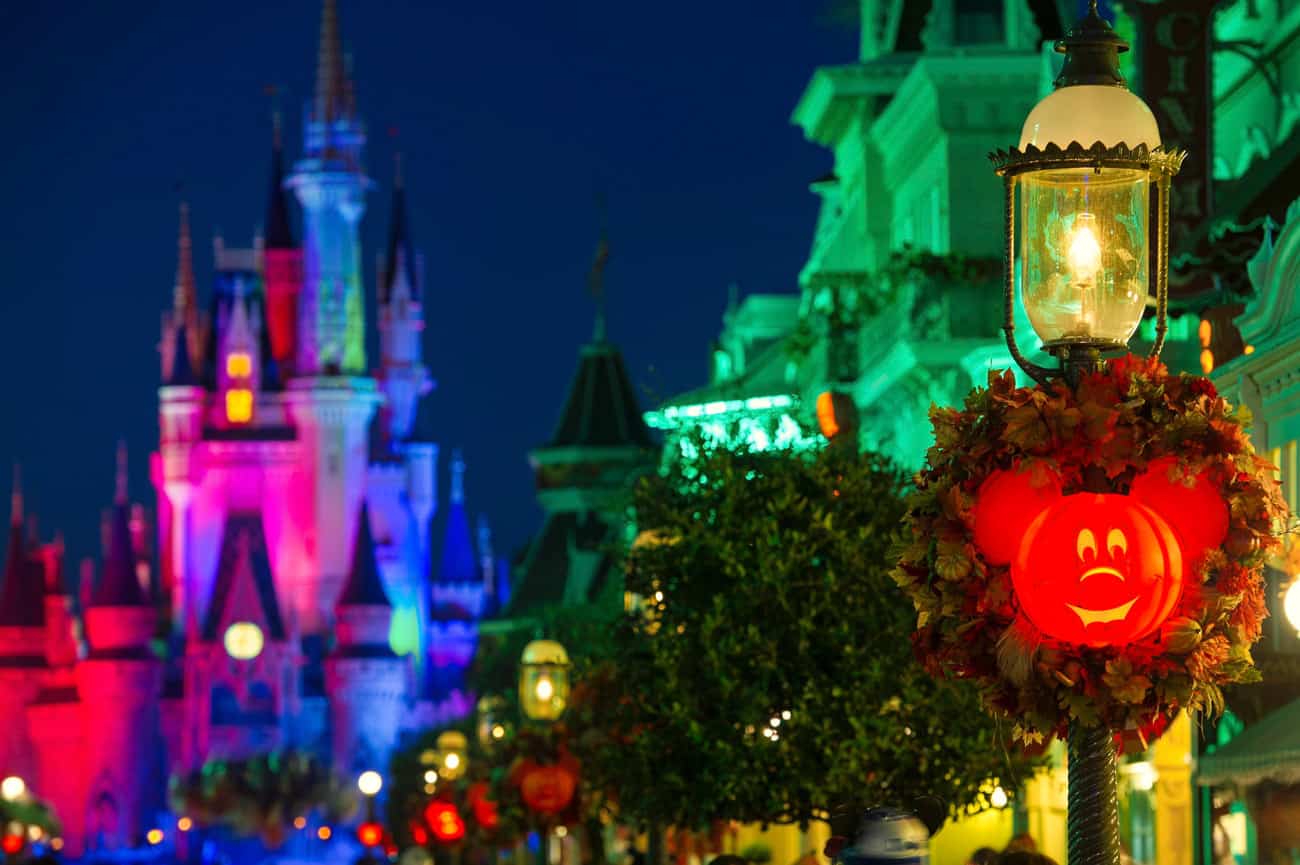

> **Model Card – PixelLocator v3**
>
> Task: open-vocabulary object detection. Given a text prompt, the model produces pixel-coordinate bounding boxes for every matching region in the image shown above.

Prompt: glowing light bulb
[990,786,1009,809]
[1284,579,1300,633]
[1067,213,1103,282]
[357,770,383,797]
[491,724,506,739]
[444,753,461,771]
[535,675,554,702]
[0,777,25,802]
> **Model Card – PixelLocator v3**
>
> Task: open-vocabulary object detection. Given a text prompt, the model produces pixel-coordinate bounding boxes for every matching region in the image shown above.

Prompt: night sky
[0,1,854,568]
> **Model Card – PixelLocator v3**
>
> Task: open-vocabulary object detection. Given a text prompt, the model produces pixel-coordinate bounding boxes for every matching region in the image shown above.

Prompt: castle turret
[289,0,368,376]
[76,444,162,852]
[0,466,47,783]
[428,451,483,714]
[377,154,432,445]
[325,503,406,776]
[27,534,87,857]
[263,113,302,377]
[283,0,380,631]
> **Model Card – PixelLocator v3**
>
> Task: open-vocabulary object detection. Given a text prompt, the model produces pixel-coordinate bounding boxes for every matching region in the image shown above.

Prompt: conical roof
[380,154,419,304]
[89,444,148,609]
[264,115,295,250]
[0,474,44,628]
[337,503,390,607]
[544,339,654,450]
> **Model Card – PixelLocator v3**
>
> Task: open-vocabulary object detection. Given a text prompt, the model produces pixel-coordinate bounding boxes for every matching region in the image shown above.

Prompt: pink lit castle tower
[0,2,503,855]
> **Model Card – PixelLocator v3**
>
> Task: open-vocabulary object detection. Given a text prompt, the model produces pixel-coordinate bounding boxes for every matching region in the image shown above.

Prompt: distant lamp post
[519,639,571,722]
[476,695,510,750]
[357,771,383,798]
[436,731,469,781]
[990,0,1183,387]
[0,777,25,802]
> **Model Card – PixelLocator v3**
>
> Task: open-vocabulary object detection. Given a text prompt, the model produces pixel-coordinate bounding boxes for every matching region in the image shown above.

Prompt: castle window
[226,351,252,379]
[226,389,254,424]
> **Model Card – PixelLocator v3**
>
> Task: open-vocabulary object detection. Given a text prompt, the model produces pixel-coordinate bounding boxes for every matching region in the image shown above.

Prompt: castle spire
[314,0,350,124]
[173,202,197,321]
[450,449,465,505]
[10,463,21,526]
[115,439,128,505]
[265,113,295,250]
[588,228,610,343]
[90,444,148,609]
[337,503,390,608]
[381,152,418,304]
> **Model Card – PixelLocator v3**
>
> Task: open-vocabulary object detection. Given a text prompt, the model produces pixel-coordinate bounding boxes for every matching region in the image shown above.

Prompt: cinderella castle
[0,0,507,856]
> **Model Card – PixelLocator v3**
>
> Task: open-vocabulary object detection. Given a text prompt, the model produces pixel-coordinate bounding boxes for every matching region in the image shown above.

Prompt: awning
[1198,697,1300,787]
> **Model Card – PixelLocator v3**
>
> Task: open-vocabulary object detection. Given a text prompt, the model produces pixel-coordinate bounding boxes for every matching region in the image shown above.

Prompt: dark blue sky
[0,1,853,566]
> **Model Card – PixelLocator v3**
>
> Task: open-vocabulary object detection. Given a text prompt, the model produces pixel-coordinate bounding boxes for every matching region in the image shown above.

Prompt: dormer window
[226,352,252,378]
[226,389,253,424]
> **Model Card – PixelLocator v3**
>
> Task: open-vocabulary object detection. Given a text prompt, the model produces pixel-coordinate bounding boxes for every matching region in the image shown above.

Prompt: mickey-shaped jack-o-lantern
[974,462,1228,647]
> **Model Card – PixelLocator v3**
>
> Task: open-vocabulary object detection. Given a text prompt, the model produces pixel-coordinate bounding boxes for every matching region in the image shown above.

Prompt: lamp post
[356,771,385,863]
[990,0,1183,390]
[519,639,571,722]
[435,731,469,781]
[988,4,1183,865]
[476,695,510,751]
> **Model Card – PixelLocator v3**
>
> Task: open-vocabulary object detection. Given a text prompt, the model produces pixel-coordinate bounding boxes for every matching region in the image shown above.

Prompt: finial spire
[314,0,349,123]
[10,463,21,526]
[450,449,465,504]
[173,201,197,319]
[588,198,610,342]
[115,439,128,505]
[394,151,404,189]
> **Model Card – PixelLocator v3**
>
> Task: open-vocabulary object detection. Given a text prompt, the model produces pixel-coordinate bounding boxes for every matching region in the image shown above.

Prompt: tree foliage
[591,441,1031,829]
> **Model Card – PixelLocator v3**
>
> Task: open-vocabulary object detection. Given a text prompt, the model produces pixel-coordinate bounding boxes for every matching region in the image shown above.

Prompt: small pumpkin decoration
[516,754,579,816]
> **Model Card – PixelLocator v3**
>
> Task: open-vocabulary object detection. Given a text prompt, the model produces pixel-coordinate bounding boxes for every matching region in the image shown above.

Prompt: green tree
[595,441,1029,830]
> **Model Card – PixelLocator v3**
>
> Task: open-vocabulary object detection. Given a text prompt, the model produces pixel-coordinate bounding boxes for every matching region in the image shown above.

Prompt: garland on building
[785,248,1003,363]
[168,751,355,846]
[894,356,1287,745]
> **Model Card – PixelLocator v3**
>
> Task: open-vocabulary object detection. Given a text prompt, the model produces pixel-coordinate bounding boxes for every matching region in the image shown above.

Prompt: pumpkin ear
[974,467,1062,565]
[1130,457,1229,562]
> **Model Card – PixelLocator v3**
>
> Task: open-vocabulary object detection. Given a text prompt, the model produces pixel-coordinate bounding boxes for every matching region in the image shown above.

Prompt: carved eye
[1107,528,1127,558]
[1077,528,1097,561]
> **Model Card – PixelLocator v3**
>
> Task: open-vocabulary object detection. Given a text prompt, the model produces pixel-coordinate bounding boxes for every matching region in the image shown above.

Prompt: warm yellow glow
[226,388,253,423]
[317,826,332,841]
[1066,214,1103,282]
[1245,344,1256,355]
[50,839,63,851]
[990,786,1009,809]
[1284,580,1300,633]
[147,829,164,845]
[491,724,505,739]
[424,770,437,783]
[1199,319,1212,346]
[1126,761,1158,792]
[25,825,40,841]
[535,675,555,702]
[357,770,383,797]
[1200,349,1215,375]
[555,826,569,838]
[223,621,264,660]
[226,352,252,378]
[419,749,438,765]
[177,817,193,832]
[444,753,460,771]
[436,731,468,780]
[293,817,307,830]
[0,777,25,802]
[520,639,570,720]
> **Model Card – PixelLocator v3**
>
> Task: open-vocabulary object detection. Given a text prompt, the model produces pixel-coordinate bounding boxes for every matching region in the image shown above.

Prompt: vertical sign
[1128,1,1218,300]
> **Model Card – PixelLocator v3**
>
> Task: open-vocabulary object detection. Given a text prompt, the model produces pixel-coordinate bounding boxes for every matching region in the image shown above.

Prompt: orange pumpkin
[1015,494,1183,646]
[518,759,578,815]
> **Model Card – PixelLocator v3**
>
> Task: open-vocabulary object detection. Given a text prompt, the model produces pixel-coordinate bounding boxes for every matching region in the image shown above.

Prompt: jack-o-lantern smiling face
[974,463,1229,648]
[1016,494,1181,646]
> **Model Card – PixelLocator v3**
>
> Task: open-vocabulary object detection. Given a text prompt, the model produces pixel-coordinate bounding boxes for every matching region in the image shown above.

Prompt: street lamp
[435,731,468,781]
[519,639,571,722]
[476,695,510,750]
[357,771,383,798]
[990,0,1183,387]
[0,777,24,803]
[1284,578,1300,634]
